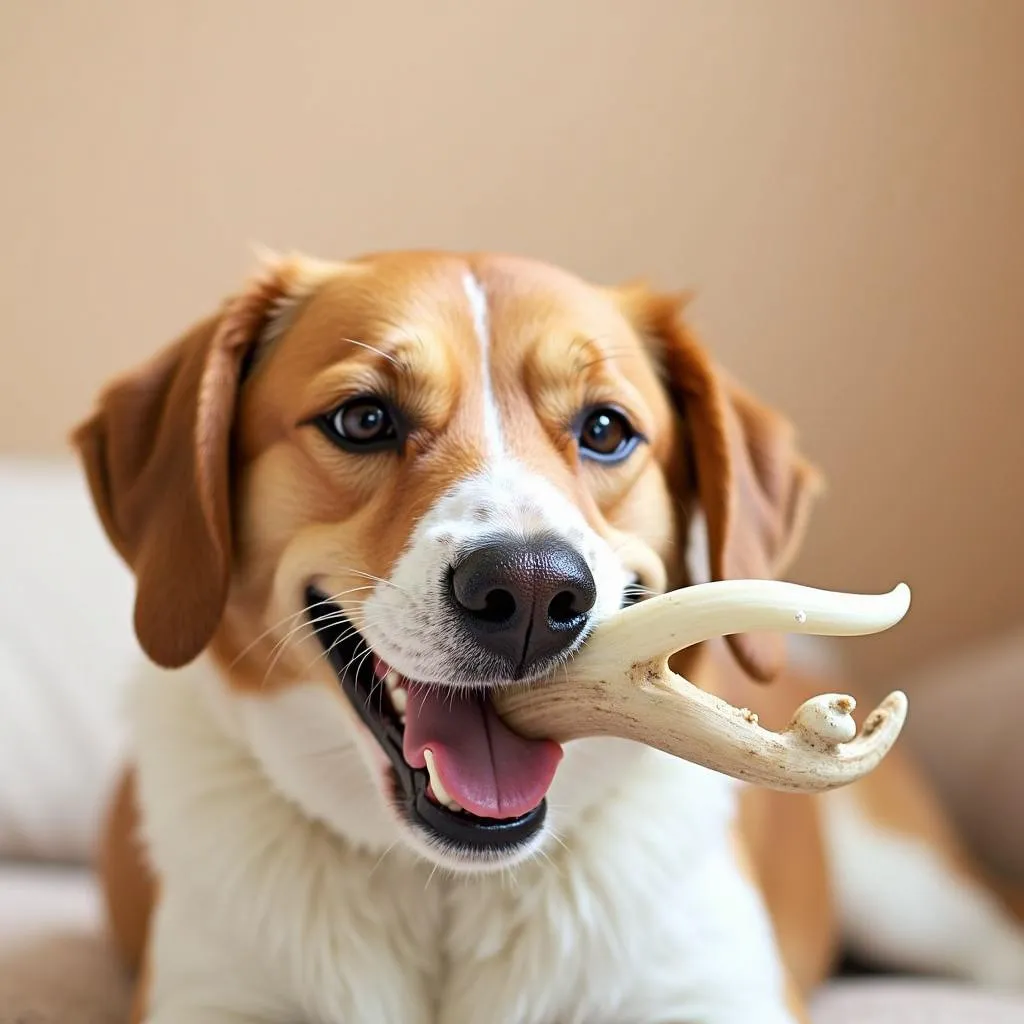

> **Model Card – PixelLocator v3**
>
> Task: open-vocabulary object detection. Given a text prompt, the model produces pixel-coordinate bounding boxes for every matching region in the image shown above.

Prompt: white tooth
[423,748,462,811]
[390,686,407,715]
[383,670,407,717]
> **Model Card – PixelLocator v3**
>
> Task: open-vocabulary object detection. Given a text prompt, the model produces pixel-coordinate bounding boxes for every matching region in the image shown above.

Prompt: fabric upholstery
[0,459,138,861]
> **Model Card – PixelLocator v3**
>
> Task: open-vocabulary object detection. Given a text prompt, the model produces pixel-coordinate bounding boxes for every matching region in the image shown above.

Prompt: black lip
[304,586,547,854]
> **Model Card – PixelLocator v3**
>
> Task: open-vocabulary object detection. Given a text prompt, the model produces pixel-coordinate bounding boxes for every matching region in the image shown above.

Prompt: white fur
[131,660,795,1024]
[462,271,503,455]
[683,508,711,587]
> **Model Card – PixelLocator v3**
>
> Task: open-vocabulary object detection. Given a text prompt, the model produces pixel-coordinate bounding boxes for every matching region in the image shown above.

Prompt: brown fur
[98,769,154,991]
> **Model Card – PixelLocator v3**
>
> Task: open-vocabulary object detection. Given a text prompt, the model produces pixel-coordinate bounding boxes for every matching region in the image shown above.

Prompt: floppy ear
[620,285,824,681]
[71,258,325,668]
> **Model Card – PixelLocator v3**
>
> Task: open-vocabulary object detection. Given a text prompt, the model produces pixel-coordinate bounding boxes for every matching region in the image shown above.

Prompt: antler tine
[614,681,910,791]
[567,581,911,683]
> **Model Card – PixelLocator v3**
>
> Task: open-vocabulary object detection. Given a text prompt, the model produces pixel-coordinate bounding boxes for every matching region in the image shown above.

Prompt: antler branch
[493,581,910,793]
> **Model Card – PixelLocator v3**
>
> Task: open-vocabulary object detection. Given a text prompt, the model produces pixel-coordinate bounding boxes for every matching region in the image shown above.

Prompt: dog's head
[74,251,820,870]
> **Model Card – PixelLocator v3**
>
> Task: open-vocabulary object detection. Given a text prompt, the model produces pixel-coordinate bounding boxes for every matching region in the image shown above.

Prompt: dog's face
[75,251,819,871]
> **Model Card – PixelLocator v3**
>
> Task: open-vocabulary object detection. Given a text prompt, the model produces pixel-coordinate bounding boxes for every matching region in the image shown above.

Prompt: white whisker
[368,841,399,878]
[341,337,402,368]
[230,584,377,669]
[424,862,440,891]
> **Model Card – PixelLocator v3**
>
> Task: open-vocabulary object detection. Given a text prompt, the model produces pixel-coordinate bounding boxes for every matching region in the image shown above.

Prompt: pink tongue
[402,686,562,820]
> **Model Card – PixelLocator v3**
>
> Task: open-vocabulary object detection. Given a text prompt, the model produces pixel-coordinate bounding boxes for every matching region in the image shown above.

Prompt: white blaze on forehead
[462,271,503,455]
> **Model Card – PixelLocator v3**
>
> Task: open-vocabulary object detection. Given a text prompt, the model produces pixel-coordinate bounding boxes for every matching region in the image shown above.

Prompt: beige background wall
[2,1,1022,685]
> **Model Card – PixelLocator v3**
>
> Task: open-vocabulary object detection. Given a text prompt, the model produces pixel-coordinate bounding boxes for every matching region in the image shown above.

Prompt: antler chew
[493,581,911,793]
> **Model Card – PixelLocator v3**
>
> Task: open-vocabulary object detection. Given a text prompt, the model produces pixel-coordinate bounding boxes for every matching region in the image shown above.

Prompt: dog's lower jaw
[204,643,657,872]
[212,670,545,871]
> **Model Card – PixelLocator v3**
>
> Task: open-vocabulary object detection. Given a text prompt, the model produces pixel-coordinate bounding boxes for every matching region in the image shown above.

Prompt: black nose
[449,536,597,676]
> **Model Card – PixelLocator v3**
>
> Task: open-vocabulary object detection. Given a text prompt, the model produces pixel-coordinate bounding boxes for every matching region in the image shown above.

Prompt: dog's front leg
[655,864,807,1024]
[145,1008,296,1024]
[142,979,300,1024]
[655,1002,802,1024]
[701,1003,804,1024]
[140,893,304,1024]
[655,949,809,1023]
[144,886,433,1024]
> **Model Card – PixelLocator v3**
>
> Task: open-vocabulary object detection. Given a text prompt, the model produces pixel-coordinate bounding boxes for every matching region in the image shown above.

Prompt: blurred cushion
[811,978,1024,1022]
[0,864,129,1024]
[0,458,140,863]
[900,629,1024,880]
[0,862,101,950]
[0,931,131,1024]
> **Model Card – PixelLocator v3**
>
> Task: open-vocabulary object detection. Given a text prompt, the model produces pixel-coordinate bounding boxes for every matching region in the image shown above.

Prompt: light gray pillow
[0,459,139,863]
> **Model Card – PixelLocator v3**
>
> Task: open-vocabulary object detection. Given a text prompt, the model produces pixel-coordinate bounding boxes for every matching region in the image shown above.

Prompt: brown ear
[625,286,824,681]
[71,263,305,668]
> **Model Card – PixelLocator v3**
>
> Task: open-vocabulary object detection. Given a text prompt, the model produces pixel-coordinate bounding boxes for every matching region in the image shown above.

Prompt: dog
[74,251,1024,1023]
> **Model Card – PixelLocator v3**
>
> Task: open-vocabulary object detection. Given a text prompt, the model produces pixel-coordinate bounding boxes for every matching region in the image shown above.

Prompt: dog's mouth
[305,586,561,855]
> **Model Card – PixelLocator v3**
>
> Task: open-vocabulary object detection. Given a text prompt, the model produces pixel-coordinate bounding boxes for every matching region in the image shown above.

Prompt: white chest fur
[129,664,789,1024]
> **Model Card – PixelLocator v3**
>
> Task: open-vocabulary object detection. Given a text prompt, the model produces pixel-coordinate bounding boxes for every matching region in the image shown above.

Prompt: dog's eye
[320,397,398,452]
[577,406,640,463]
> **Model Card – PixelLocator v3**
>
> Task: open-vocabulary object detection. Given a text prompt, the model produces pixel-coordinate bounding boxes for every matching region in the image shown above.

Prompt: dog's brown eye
[577,406,641,463]
[320,397,399,452]
[337,400,390,441]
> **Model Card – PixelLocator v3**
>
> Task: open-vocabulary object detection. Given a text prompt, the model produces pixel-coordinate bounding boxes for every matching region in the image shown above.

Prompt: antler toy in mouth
[493,581,911,793]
